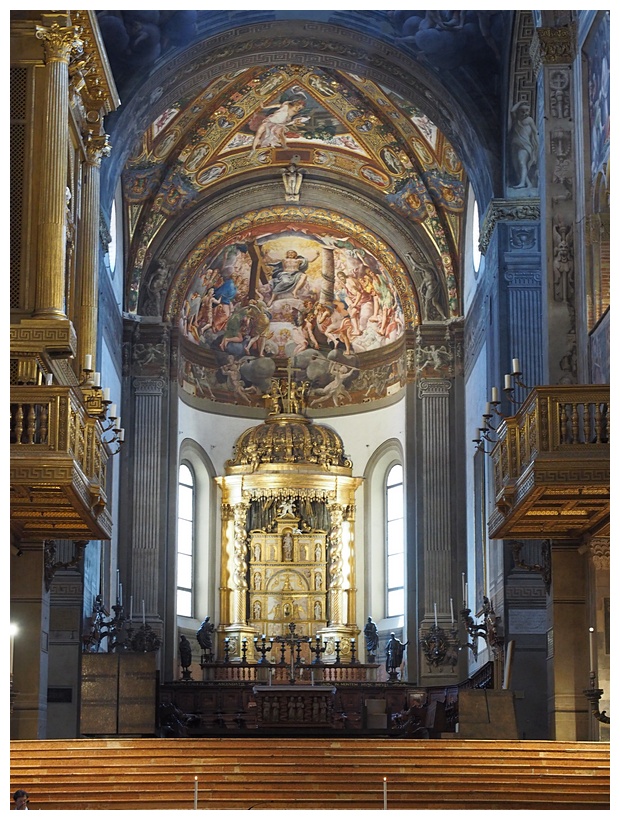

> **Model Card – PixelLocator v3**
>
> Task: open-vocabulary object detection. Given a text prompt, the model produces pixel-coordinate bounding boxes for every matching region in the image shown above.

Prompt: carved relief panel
[248,515,327,643]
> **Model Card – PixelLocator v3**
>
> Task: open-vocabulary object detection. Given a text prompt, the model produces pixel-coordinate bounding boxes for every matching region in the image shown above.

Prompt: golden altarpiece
[215,377,362,664]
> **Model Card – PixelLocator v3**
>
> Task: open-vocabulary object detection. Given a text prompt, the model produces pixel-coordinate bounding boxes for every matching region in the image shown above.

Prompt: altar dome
[225,411,352,475]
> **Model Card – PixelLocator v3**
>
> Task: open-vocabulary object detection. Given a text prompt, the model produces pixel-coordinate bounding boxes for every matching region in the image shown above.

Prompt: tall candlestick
[142,600,146,625]
[450,598,454,626]
[461,573,466,604]
[491,386,499,403]
[194,776,198,810]
[433,603,438,628]
[465,582,468,606]
[512,358,521,374]
[383,777,387,810]
[119,583,122,607]
[589,627,595,673]
[129,596,133,622]
[84,354,92,371]
[116,568,120,603]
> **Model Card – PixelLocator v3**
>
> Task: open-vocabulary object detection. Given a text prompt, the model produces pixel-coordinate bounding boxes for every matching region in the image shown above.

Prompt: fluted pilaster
[130,378,165,618]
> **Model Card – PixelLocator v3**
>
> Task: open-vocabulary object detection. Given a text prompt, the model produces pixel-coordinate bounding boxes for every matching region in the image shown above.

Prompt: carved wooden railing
[489,386,609,539]
[199,662,378,683]
[10,385,113,540]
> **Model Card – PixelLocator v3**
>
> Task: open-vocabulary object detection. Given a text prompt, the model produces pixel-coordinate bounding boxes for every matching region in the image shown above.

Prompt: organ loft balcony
[488,386,610,540]
[10,354,114,542]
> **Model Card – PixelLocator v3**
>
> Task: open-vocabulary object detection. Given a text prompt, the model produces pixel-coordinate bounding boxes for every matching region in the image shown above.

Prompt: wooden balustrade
[489,386,609,539]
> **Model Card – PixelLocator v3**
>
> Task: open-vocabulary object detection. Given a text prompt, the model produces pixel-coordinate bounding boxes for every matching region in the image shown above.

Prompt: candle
[485,402,491,416]
[129,596,133,622]
[108,403,117,419]
[504,374,512,390]
[194,776,198,810]
[84,354,92,371]
[465,582,468,606]
[450,598,454,626]
[512,357,521,374]
[46,373,53,386]
[142,600,146,625]
[102,387,110,402]
[10,627,15,678]
[383,777,387,810]
[93,371,101,387]
[589,627,595,673]
[115,417,121,432]
[491,386,499,403]
[119,583,122,607]
[118,429,125,442]
[434,603,438,628]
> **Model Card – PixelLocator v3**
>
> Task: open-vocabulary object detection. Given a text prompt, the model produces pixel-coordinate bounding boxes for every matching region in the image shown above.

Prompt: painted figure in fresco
[263,248,319,305]
[220,355,252,404]
[323,299,354,355]
[250,96,309,151]
[196,286,221,334]
[242,300,272,356]
[211,270,238,332]
[310,360,360,407]
[508,101,539,189]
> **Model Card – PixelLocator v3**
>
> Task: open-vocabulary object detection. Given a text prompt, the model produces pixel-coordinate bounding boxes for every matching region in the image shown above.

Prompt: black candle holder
[584,673,610,724]
[420,624,458,669]
[334,640,342,666]
[349,638,359,665]
[240,638,248,665]
[278,639,287,665]
[223,638,230,663]
[310,636,327,664]
[254,635,272,664]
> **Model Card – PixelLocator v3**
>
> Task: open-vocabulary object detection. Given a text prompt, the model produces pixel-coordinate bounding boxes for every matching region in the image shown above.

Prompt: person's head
[286,250,298,259]
[13,790,29,810]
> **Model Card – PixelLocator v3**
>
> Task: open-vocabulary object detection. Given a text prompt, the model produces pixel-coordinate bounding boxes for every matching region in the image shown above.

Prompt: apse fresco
[180,229,404,360]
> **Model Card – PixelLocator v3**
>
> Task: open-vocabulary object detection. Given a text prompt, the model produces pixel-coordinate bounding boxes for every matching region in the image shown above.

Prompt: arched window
[386,463,404,617]
[177,463,195,617]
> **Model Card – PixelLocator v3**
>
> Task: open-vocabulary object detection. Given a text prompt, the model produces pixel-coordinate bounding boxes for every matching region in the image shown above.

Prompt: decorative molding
[530,24,577,74]
[417,378,451,399]
[479,199,540,254]
[588,537,610,570]
[35,22,82,63]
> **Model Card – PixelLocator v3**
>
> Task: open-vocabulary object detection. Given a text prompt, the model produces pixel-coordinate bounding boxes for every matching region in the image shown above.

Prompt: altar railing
[199,662,378,683]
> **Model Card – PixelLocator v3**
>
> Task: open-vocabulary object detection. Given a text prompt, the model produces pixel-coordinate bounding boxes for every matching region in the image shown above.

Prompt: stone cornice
[480,198,540,255]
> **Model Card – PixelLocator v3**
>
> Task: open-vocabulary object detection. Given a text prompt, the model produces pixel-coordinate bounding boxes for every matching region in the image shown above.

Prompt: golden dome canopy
[225,378,352,475]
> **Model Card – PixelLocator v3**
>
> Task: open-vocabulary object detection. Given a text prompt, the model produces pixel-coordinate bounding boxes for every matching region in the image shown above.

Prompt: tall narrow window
[177,463,195,617]
[386,463,404,617]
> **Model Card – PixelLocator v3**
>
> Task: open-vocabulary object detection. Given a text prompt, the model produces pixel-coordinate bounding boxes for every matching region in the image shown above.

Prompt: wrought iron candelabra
[420,623,459,669]
[253,634,272,664]
[460,596,504,660]
[83,595,160,653]
[584,672,610,725]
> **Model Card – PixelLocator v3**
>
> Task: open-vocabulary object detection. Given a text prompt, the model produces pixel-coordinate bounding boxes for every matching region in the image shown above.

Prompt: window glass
[386,463,404,617]
[177,463,194,617]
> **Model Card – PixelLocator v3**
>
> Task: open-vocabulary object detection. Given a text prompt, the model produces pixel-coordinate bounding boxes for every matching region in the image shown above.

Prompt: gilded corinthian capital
[35,22,83,63]
[84,133,111,166]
